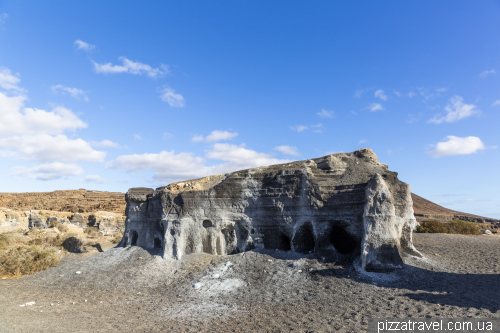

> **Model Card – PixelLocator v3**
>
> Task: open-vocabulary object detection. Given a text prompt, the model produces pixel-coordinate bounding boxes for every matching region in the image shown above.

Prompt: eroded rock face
[120,149,422,271]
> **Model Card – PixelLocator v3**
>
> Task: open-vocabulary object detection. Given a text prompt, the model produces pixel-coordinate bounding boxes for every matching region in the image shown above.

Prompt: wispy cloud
[163,132,174,139]
[92,57,169,78]
[492,100,500,107]
[359,139,368,144]
[0,67,23,92]
[192,130,238,143]
[317,109,334,118]
[51,85,89,102]
[374,89,387,101]
[311,123,323,133]
[0,13,8,28]
[134,134,142,140]
[290,125,308,132]
[353,89,363,98]
[427,136,485,158]
[274,145,300,156]
[479,69,496,78]
[367,103,384,112]
[80,175,106,183]
[428,96,479,124]
[11,162,83,181]
[74,40,95,52]
[407,112,423,124]
[160,86,185,107]
[91,140,119,148]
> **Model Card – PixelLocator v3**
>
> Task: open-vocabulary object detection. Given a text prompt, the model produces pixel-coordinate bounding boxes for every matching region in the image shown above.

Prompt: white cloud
[134,134,143,140]
[274,145,300,156]
[107,144,290,184]
[428,96,479,124]
[192,130,238,143]
[408,91,416,98]
[0,93,87,136]
[353,90,363,98]
[317,109,334,118]
[435,87,448,93]
[427,136,485,158]
[311,123,323,134]
[74,40,96,52]
[0,134,106,162]
[359,139,368,144]
[163,132,174,139]
[367,103,384,112]
[11,162,83,181]
[92,57,169,78]
[0,13,8,26]
[81,175,106,183]
[51,85,89,102]
[479,70,496,78]
[374,89,387,101]
[91,139,119,148]
[160,86,185,107]
[290,125,308,132]
[0,67,23,92]
[492,100,500,107]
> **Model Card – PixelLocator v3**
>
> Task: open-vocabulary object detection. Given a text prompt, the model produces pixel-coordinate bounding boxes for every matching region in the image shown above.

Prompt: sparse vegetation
[48,220,68,232]
[417,219,481,235]
[84,226,101,237]
[0,245,61,278]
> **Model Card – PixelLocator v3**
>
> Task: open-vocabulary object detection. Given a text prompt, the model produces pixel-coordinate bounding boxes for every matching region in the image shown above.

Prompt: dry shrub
[84,226,101,237]
[417,219,481,235]
[62,236,83,253]
[0,245,60,278]
[48,220,68,232]
[0,233,12,249]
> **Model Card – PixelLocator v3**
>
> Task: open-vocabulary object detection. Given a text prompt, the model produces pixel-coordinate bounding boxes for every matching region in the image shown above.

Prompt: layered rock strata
[120,149,422,271]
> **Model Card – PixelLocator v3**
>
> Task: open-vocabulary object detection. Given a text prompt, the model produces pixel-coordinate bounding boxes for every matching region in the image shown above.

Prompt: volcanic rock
[120,149,423,272]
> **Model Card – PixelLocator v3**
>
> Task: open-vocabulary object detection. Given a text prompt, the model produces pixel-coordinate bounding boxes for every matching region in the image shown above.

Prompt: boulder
[119,149,422,272]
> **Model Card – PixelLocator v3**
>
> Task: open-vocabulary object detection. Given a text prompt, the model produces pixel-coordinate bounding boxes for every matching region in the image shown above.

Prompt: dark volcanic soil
[1,233,499,333]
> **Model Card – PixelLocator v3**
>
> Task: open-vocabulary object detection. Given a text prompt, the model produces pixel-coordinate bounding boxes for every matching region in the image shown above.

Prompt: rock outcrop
[120,149,422,272]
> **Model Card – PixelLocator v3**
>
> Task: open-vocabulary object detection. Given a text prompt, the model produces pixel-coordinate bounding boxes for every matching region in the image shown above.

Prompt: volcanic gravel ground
[1,233,499,332]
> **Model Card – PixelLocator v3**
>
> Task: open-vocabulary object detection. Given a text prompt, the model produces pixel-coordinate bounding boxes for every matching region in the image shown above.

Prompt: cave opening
[292,222,315,253]
[131,231,138,246]
[203,220,213,228]
[330,225,357,254]
[154,237,162,248]
[277,233,291,251]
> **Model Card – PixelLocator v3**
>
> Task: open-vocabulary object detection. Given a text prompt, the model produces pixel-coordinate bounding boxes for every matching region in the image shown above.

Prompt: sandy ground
[1,233,499,333]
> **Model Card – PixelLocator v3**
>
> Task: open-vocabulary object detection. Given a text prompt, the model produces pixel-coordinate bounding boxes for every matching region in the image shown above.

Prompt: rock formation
[120,149,423,272]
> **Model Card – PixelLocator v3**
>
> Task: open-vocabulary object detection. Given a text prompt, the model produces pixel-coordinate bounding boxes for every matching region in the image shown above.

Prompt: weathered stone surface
[120,149,422,271]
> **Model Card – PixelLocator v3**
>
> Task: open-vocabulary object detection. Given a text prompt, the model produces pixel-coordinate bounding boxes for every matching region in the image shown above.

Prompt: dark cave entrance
[292,222,315,253]
[131,231,138,246]
[330,226,358,254]
[203,220,213,228]
[154,237,162,248]
[278,233,292,251]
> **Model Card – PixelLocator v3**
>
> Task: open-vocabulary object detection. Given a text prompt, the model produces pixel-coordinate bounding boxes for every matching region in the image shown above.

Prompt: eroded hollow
[131,231,138,246]
[203,220,213,228]
[330,225,357,254]
[292,222,315,253]
[277,233,291,251]
[154,237,162,248]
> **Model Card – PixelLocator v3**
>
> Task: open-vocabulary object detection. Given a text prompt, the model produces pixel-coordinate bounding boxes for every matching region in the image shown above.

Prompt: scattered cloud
[428,96,480,124]
[479,70,496,78]
[492,100,500,107]
[311,123,323,133]
[107,143,291,184]
[160,86,185,107]
[80,175,106,183]
[374,89,387,101]
[427,136,485,158]
[407,112,423,124]
[163,132,174,139]
[0,134,106,163]
[408,91,416,98]
[134,134,143,140]
[0,67,23,92]
[74,39,95,52]
[435,87,448,93]
[0,13,8,28]
[359,139,368,144]
[394,90,415,98]
[353,89,363,98]
[11,162,83,181]
[317,109,334,118]
[92,57,169,78]
[192,130,238,143]
[91,139,119,148]
[274,145,300,156]
[290,125,308,132]
[367,103,384,112]
[51,85,89,102]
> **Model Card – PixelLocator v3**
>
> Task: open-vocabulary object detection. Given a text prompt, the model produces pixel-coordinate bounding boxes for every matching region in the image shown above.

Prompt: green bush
[417,219,481,235]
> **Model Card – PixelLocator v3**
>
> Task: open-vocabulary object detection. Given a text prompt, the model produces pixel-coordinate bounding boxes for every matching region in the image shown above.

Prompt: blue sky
[0,1,499,218]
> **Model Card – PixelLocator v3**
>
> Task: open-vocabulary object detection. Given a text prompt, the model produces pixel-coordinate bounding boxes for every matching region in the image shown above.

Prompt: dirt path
[1,234,499,333]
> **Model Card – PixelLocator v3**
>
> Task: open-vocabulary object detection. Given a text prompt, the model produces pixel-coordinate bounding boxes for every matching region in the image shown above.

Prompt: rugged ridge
[120,149,422,272]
